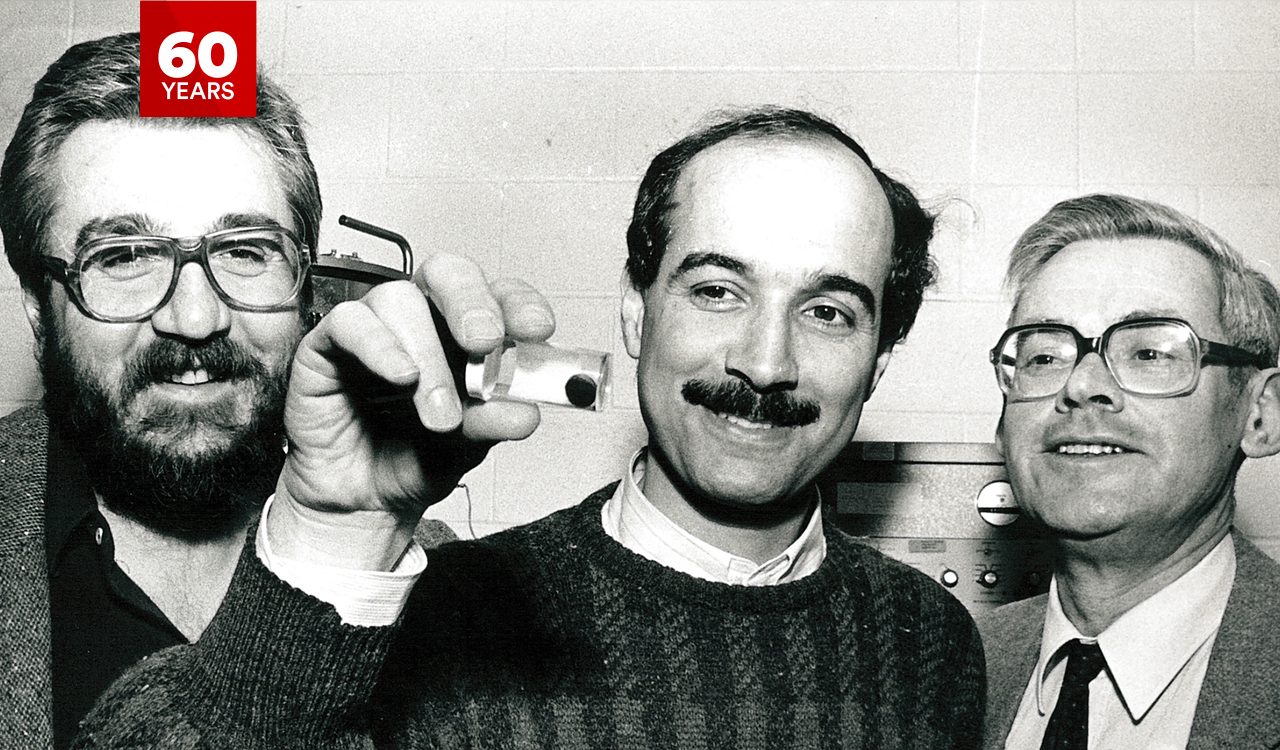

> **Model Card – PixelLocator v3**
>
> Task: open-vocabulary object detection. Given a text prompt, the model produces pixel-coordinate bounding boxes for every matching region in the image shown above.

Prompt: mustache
[123,337,268,393]
[682,379,820,428]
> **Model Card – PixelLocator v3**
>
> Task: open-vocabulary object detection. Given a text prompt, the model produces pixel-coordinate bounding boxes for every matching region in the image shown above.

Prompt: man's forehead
[49,120,292,241]
[661,135,894,281]
[673,135,886,208]
[1012,237,1223,334]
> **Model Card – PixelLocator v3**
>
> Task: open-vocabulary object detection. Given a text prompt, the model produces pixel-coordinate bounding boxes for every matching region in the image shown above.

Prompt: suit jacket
[0,405,457,749]
[0,406,55,749]
[978,530,1280,750]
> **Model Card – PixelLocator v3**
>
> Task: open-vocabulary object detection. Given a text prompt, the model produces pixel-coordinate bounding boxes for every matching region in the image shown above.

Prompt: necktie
[1040,639,1107,750]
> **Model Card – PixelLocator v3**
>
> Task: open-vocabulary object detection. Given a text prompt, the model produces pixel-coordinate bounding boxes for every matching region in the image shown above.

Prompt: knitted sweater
[77,486,985,749]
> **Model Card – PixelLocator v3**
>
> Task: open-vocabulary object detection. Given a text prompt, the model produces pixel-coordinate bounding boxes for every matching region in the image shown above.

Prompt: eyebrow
[75,212,286,250]
[1120,308,1181,322]
[212,212,286,233]
[805,272,878,319]
[1030,308,1185,327]
[672,251,748,279]
[75,213,154,248]
[669,250,878,318]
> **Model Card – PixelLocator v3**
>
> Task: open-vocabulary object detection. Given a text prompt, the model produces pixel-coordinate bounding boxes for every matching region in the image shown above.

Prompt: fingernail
[424,385,462,429]
[390,352,418,380]
[462,310,502,344]
[527,307,554,329]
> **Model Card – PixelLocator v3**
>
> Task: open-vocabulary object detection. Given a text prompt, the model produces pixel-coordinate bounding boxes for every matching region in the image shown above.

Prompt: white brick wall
[2,1,1279,545]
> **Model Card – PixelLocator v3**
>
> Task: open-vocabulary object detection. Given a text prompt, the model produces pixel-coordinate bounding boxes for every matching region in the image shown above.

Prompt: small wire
[458,482,478,539]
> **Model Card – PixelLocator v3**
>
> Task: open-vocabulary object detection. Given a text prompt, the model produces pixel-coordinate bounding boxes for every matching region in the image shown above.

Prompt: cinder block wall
[2,1,1278,544]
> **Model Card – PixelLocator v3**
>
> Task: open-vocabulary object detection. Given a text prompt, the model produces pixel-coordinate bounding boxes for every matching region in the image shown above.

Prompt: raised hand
[270,253,555,569]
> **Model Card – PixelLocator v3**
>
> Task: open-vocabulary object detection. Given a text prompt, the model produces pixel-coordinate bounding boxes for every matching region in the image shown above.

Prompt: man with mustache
[978,195,1280,748]
[0,33,488,748]
[80,107,985,749]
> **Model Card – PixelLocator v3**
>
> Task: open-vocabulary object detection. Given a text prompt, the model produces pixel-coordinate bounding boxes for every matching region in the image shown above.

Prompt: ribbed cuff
[183,534,397,742]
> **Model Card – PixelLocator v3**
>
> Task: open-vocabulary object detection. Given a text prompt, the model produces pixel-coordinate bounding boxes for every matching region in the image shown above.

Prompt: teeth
[718,412,774,430]
[1057,444,1127,455]
[169,368,211,385]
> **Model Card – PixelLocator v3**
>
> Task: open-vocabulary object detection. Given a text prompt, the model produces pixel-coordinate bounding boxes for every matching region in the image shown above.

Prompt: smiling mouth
[1055,443,1130,455]
[167,368,213,386]
[715,411,778,431]
[163,355,214,386]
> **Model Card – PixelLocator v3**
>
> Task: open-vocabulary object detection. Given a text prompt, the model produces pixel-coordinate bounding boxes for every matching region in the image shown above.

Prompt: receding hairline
[1008,235,1224,325]
[666,131,894,237]
[675,129,881,185]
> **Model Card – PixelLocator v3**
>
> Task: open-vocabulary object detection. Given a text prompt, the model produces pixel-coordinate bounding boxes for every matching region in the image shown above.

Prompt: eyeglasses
[989,316,1269,400]
[41,226,313,323]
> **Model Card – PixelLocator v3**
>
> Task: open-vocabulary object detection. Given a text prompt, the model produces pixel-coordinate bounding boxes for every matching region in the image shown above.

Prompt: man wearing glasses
[978,194,1280,749]
[0,34,517,748]
[0,33,320,749]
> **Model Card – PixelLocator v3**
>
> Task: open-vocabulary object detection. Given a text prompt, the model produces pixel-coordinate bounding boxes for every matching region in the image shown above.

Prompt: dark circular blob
[564,374,598,408]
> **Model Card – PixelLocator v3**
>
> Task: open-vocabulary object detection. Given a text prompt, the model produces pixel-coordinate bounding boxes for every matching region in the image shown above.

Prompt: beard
[39,327,291,542]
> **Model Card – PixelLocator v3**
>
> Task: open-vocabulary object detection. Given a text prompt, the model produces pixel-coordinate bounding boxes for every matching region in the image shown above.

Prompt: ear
[862,348,893,402]
[994,403,1007,458]
[21,286,45,342]
[1240,368,1280,458]
[620,274,645,360]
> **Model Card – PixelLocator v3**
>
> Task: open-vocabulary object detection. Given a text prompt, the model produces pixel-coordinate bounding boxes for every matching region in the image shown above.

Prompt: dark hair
[0,32,321,299]
[625,106,937,353]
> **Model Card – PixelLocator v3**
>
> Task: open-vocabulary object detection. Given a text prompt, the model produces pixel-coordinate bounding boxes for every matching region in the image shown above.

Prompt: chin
[1026,506,1125,541]
[126,389,256,438]
[136,422,247,459]
[687,468,814,517]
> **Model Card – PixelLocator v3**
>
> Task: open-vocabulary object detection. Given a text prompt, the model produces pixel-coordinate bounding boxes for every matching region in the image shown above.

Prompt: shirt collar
[601,447,827,585]
[1034,534,1236,721]
[45,422,102,570]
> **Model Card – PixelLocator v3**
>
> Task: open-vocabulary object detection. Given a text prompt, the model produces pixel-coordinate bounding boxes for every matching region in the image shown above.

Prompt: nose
[149,262,232,341]
[1056,351,1124,413]
[724,307,799,391]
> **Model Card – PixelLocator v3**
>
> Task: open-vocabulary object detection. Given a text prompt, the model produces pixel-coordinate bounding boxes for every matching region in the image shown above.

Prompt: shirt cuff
[256,495,426,627]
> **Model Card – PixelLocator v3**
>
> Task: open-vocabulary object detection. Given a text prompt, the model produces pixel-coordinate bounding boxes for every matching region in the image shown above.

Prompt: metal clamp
[312,215,414,284]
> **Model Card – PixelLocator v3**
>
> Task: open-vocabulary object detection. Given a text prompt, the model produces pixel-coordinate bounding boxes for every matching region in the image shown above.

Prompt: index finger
[490,277,556,344]
[415,253,506,357]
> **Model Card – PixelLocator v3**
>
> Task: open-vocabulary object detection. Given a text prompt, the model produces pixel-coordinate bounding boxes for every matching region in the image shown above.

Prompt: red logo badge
[140,1,256,117]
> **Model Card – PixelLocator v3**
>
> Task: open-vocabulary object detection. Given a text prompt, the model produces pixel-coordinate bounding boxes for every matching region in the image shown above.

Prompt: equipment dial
[976,481,1020,527]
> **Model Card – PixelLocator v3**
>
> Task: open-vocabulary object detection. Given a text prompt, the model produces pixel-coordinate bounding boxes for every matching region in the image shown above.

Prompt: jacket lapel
[977,595,1046,750]
[1187,532,1280,750]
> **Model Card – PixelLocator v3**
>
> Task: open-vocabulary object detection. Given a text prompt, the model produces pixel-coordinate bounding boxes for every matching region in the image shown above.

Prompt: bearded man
[0,32,458,750]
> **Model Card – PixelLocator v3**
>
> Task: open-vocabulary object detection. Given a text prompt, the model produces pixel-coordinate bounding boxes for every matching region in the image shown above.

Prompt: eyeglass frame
[38,225,315,324]
[989,316,1271,400]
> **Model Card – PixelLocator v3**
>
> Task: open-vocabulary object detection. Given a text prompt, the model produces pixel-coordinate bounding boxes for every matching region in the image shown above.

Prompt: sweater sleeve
[905,580,988,750]
[951,611,988,750]
[71,533,397,749]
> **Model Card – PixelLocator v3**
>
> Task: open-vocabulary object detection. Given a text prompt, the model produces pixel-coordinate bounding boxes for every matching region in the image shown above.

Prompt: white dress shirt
[258,446,826,624]
[257,495,426,627]
[1005,534,1236,750]
[600,448,826,585]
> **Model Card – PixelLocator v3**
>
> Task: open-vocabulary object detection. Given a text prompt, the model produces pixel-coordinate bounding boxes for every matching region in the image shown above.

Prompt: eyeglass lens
[998,321,1199,398]
[77,229,303,318]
